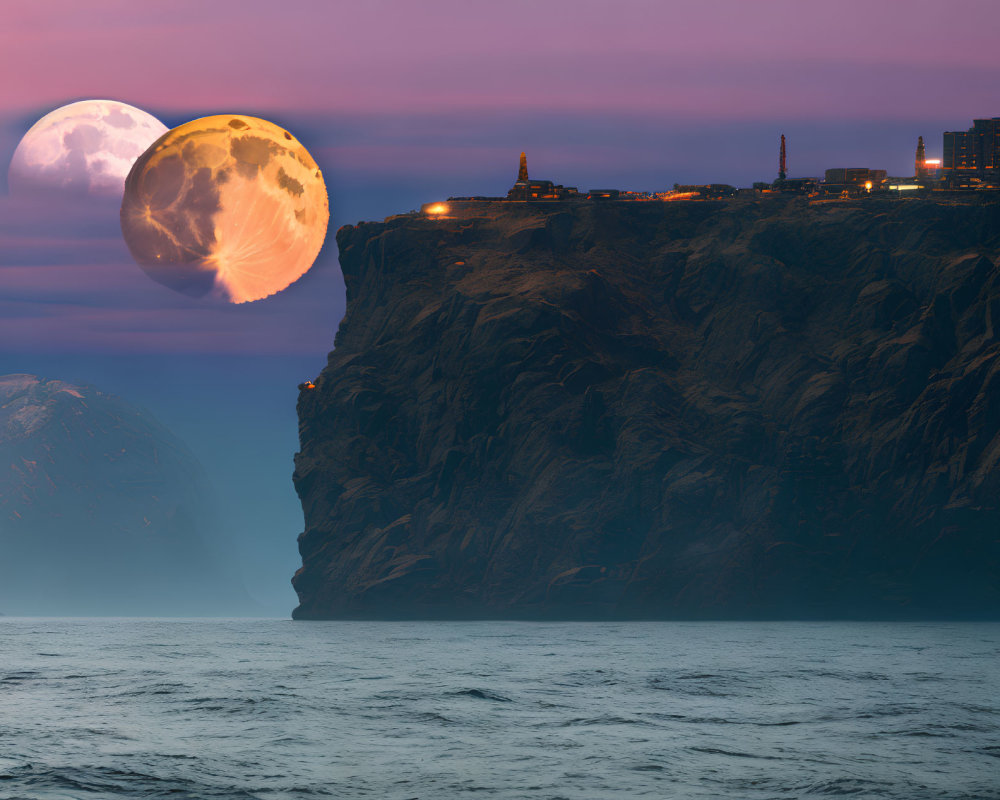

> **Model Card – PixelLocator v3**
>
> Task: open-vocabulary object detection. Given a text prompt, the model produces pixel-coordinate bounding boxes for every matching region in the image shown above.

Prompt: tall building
[506,152,581,201]
[942,118,1000,186]
[778,134,787,181]
[915,136,926,180]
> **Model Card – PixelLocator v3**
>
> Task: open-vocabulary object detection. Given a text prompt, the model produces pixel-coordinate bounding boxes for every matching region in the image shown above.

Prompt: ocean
[0,619,997,799]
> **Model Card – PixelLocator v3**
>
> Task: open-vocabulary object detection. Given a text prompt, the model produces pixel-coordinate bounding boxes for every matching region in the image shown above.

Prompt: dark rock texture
[0,374,243,615]
[292,198,1000,619]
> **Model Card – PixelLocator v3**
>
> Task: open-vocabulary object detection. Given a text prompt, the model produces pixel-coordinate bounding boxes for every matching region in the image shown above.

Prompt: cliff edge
[292,198,1000,619]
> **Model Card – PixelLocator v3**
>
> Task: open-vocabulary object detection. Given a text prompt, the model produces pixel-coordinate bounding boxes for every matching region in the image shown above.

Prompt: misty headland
[0,374,248,616]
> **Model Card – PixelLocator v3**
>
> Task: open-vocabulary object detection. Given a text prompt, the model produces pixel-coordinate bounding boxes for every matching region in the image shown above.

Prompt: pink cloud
[2,0,998,120]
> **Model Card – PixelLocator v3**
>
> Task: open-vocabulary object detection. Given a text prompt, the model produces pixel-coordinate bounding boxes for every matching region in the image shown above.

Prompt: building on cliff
[943,117,1000,188]
[506,152,582,201]
[913,136,942,184]
[821,167,887,195]
[768,135,819,194]
[437,123,995,213]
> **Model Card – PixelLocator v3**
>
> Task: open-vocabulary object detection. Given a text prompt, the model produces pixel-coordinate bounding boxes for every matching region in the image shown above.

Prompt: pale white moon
[120,115,329,304]
[8,100,168,197]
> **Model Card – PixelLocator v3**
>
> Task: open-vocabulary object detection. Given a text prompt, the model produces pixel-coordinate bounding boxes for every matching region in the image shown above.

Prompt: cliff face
[292,198,1000,619]
[0,374,242,615]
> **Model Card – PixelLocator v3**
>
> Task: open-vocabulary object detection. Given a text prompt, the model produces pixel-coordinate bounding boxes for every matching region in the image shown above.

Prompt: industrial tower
[779,134,787,181]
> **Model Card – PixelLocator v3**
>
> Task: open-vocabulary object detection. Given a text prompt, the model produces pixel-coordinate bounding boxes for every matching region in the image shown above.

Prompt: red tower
[517,151,529,183]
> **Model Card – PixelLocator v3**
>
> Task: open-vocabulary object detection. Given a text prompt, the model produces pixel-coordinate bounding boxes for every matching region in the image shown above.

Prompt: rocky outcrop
[292,197,1000,619]
[0,374,243,615]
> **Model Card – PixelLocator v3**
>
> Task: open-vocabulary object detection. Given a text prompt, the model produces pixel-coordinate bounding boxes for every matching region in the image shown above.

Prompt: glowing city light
[425,203,449,215]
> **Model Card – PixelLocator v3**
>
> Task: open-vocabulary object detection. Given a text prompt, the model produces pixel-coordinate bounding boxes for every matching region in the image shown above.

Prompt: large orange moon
[120,115,329,304]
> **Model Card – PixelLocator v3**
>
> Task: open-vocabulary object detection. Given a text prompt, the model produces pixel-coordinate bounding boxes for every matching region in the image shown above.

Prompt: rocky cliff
[292,197,1000,619]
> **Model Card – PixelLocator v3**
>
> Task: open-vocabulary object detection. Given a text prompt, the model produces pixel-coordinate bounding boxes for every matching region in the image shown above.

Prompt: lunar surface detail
[8,100,168,197]
[120,115,329,304]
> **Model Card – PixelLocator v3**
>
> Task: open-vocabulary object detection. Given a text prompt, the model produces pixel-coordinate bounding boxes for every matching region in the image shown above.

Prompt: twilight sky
[1,0,998,614]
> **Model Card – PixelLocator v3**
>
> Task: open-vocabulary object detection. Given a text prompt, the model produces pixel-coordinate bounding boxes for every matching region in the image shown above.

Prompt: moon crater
[8,100,168,197]
[120,115,329,304]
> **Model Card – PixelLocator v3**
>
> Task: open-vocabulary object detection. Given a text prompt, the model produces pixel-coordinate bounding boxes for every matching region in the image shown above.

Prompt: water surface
[1,620,997,798]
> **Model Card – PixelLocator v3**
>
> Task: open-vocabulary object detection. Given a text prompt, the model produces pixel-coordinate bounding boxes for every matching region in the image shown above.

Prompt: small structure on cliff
[821,167,887,195]
[507,152,581,201]
[913,136,942,184]
[915,136,927,181]
[771,135,819,194]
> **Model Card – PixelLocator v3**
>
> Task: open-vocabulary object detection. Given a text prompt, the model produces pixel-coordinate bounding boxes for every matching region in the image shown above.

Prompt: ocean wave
[0,619,995,799]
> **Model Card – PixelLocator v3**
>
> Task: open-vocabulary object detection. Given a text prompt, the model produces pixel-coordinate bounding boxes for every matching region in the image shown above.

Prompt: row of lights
[425,156,950,213]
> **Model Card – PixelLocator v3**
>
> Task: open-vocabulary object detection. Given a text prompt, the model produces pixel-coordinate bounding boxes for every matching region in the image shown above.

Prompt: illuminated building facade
[824,168,886,185]
[942,118,1000,187]
[822,168,886,194]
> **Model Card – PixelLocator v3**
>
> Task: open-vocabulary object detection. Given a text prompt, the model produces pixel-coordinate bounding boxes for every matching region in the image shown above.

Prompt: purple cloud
[0,193,342,356]
[2,0,998,119]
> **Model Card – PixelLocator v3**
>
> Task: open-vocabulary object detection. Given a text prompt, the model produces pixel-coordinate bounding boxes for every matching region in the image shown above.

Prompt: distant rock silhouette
[0,374,245,615]
[292,198,1000,619]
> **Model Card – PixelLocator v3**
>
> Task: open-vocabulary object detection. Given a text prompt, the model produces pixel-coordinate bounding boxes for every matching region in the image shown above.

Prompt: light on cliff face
[425,203,449,216]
